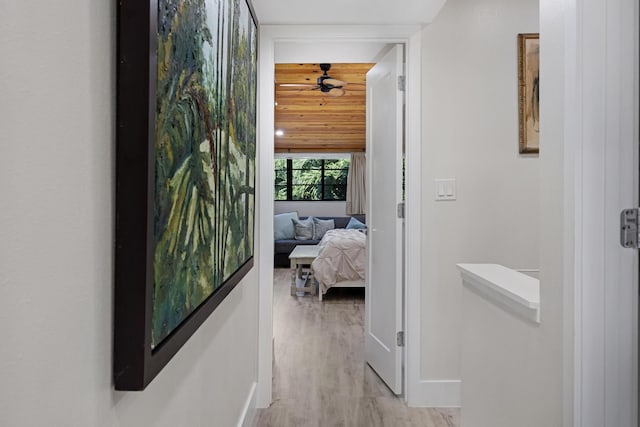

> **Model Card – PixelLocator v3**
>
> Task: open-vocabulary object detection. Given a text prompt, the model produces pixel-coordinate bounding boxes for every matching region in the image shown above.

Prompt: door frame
[255,25,424,407]
[554,0,639,424]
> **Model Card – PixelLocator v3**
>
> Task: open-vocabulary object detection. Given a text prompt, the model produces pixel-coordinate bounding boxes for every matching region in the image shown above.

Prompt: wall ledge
[457,264,540,324]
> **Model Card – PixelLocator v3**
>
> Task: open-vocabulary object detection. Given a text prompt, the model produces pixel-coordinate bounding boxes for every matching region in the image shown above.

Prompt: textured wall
[0,0,259,425]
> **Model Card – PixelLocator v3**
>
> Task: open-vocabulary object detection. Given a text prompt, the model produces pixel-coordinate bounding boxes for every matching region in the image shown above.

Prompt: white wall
[274,201,347,217]
[0,1,259,426]
[460,285,554,427]
[420,0,539,385]
[275,41,387,63]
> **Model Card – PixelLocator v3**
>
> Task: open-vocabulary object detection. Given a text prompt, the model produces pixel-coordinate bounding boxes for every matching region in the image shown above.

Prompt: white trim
[558,0,579,424]
[260,24,422,43]
[256,24,275,408]
[256,24,424,408]
[409,380,461,408]
[404,29,424,408]
[236,382,257,427]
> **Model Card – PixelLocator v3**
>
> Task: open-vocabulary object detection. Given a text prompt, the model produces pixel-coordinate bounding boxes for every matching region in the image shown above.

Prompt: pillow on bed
[313,218,335,240]
[274,211,298,240]
[346,217,366,230]
[292,217,314,240]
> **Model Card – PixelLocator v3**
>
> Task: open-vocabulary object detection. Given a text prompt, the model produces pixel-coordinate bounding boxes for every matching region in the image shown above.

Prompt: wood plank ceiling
[274,63,374,153]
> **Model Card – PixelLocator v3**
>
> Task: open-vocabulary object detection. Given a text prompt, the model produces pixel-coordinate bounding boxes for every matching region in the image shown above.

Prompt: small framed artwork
[114,0,258,390]
[517,33,540,154]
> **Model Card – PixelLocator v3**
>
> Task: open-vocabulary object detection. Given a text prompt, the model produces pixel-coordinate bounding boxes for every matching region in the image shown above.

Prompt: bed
[311,229,366,301]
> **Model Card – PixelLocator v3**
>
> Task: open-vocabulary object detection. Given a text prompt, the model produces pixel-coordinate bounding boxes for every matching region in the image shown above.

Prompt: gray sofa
[274,215,365,268]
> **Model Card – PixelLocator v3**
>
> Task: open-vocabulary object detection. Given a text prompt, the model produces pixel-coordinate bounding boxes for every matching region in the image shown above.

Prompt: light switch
[435,178,456,201]
[446,182,454,196]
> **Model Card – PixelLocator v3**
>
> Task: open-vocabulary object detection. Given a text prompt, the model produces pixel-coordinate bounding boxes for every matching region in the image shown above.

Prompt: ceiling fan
[277,63,363,97]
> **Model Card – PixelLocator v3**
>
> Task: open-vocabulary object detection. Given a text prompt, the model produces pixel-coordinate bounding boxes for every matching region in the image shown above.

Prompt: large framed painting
[114,0,258,390]
[517,33,539,154]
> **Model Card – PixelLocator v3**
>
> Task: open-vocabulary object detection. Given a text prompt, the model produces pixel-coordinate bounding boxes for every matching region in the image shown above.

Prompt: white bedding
[311,229,366,296]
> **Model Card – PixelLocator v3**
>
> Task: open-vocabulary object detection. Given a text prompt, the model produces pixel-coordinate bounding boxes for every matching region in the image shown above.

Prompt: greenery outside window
[274,158,350,201]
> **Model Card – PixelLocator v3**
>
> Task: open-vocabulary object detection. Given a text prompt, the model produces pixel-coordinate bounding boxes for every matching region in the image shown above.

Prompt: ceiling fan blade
[323,78,346,87]
[328,88,345,97]
[278,83,317,87]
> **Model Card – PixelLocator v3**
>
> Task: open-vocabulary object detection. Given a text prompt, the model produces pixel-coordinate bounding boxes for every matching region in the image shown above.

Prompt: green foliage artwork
[152,0,257,348]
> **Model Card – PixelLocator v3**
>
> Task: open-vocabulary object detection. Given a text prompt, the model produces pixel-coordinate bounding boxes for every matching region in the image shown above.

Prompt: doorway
[256,26,424,408]
[271,49,402,393]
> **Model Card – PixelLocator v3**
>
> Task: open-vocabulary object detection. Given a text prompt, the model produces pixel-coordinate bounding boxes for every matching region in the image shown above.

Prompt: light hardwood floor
[252,269,460,427]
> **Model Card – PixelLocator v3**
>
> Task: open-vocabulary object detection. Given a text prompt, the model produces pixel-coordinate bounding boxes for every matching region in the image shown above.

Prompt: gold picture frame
[518,33,540,154]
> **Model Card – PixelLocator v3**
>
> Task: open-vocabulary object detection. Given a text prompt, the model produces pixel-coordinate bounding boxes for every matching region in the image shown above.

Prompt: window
[274,158,350,201]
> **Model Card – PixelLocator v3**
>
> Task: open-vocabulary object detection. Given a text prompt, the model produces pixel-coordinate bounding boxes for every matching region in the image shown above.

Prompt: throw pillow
[292,217,314,240]
[274,211,298,240]
[346,217,366,230]
[313,217,335,240]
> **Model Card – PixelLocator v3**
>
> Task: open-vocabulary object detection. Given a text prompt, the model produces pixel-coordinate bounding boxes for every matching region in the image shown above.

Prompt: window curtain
[346,152,366,215]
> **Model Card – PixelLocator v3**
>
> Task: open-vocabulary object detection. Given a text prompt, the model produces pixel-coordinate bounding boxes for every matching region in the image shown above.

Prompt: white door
[365,44,404,394]
[566,0,638,424]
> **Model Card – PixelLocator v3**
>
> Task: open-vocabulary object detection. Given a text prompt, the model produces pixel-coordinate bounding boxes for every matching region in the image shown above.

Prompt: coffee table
[288,245,322,296]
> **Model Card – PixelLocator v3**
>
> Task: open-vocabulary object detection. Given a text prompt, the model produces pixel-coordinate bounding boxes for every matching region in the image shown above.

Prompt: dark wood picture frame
[517,33,540,154]
[114,0,258,391]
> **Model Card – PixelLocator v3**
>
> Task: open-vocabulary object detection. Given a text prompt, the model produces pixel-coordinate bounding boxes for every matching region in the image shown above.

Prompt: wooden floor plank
[253,269,461,427]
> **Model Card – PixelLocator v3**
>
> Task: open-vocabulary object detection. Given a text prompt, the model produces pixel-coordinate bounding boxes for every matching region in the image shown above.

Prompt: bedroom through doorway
[256,24,424,411]
[267,40,408,411]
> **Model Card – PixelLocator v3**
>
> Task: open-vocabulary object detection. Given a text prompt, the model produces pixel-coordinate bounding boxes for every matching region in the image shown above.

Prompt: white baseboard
[237,381,257,427]
[409,380,461,408]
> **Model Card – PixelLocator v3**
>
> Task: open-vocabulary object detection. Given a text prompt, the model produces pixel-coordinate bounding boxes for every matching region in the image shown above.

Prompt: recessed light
[275,130,284,136]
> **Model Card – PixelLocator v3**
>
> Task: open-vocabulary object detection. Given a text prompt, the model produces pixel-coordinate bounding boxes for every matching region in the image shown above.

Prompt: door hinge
[397,202,405,219]
[397,331,405,347]
[397,76,406,92]
[620,208,640,248]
